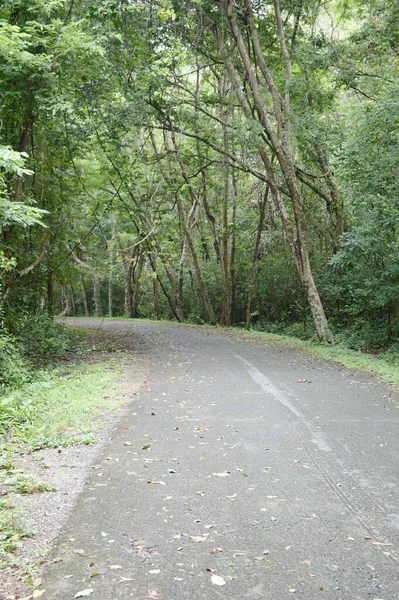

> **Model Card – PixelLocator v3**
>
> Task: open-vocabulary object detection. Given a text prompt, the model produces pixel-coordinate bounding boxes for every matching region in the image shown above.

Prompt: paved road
[43,320,399,600]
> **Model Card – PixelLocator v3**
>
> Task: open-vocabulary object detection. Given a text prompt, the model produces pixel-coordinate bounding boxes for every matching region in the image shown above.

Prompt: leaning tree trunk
[210,3,333,342]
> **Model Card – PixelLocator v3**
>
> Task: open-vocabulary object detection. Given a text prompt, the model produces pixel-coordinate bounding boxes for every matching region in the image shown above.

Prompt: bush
[0,332,30,392]
[336,322,393,351]
[15,315,72,365]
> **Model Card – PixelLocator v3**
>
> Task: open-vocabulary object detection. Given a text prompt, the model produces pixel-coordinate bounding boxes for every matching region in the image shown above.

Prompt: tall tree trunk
[221,90,230,326]
[80,274,90,316]
[108,216,117,317]
[246,186,269,329]
[152,256,159,319]
[229,171,237,324]
[92,273,101,317]
[132,251,145,318]
[124,258,133,318]
[47,253,54,317]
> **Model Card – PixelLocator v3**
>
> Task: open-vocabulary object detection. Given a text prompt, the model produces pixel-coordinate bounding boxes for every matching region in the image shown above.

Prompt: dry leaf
[74,590,94,599]
[33,578,42,587]
[190,536,208,543]
[211,575,226,586]
[369,541,392,546]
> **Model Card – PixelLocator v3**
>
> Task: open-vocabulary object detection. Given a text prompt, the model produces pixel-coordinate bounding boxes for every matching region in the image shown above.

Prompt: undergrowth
[0,359,123,450]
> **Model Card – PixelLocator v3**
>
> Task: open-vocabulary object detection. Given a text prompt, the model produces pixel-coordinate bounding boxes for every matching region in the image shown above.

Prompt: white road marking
[235,354,332,452]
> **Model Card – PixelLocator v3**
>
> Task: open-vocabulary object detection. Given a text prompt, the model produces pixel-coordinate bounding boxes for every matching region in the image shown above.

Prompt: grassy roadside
[239,329,399,386]
[0,330,127,569]
[63,316,399,386]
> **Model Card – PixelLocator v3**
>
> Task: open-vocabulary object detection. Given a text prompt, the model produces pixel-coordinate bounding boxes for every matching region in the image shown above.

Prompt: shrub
[0,332,30,392]
[15,315,72,365]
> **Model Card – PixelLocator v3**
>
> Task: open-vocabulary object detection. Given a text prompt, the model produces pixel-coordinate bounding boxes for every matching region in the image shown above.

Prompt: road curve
[43,319,399,600]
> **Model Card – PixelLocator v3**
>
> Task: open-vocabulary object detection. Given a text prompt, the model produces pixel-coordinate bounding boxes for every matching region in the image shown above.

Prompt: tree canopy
[1,0,398,355]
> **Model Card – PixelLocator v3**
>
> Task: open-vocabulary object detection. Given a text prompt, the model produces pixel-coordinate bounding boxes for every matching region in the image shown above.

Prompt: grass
[237,329,399,386]
[0,358,124,450]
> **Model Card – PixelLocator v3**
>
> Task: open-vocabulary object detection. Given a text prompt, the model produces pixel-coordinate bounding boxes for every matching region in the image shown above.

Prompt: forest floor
[2,318,399,600]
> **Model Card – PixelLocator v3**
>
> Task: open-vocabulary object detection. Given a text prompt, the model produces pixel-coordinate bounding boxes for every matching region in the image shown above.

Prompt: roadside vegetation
[0,325,125,569]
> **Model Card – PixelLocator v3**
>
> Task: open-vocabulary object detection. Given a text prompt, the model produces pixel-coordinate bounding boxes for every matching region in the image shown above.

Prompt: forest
[1,0,398,388]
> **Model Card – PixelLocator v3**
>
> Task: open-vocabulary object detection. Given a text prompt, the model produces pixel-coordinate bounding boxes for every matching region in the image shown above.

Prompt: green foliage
[14,315,73,364]
[0,146,47,229]
[0,332,30,391]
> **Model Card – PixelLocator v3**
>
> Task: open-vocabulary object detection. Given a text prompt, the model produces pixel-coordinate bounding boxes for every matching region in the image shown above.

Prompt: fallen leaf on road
[369,541,392,546]
[73,549,85,555]
[211,575,226,586]
[33,578,42,587]
[148,591,158,599]
[210,548,223,554]
[190,536,208,543]
[33,591,45,599]
[74,590,94,598]
[142,444,151,450]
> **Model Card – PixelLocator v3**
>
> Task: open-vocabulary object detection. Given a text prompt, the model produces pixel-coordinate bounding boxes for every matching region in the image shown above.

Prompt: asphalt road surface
[42,319,399,600]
